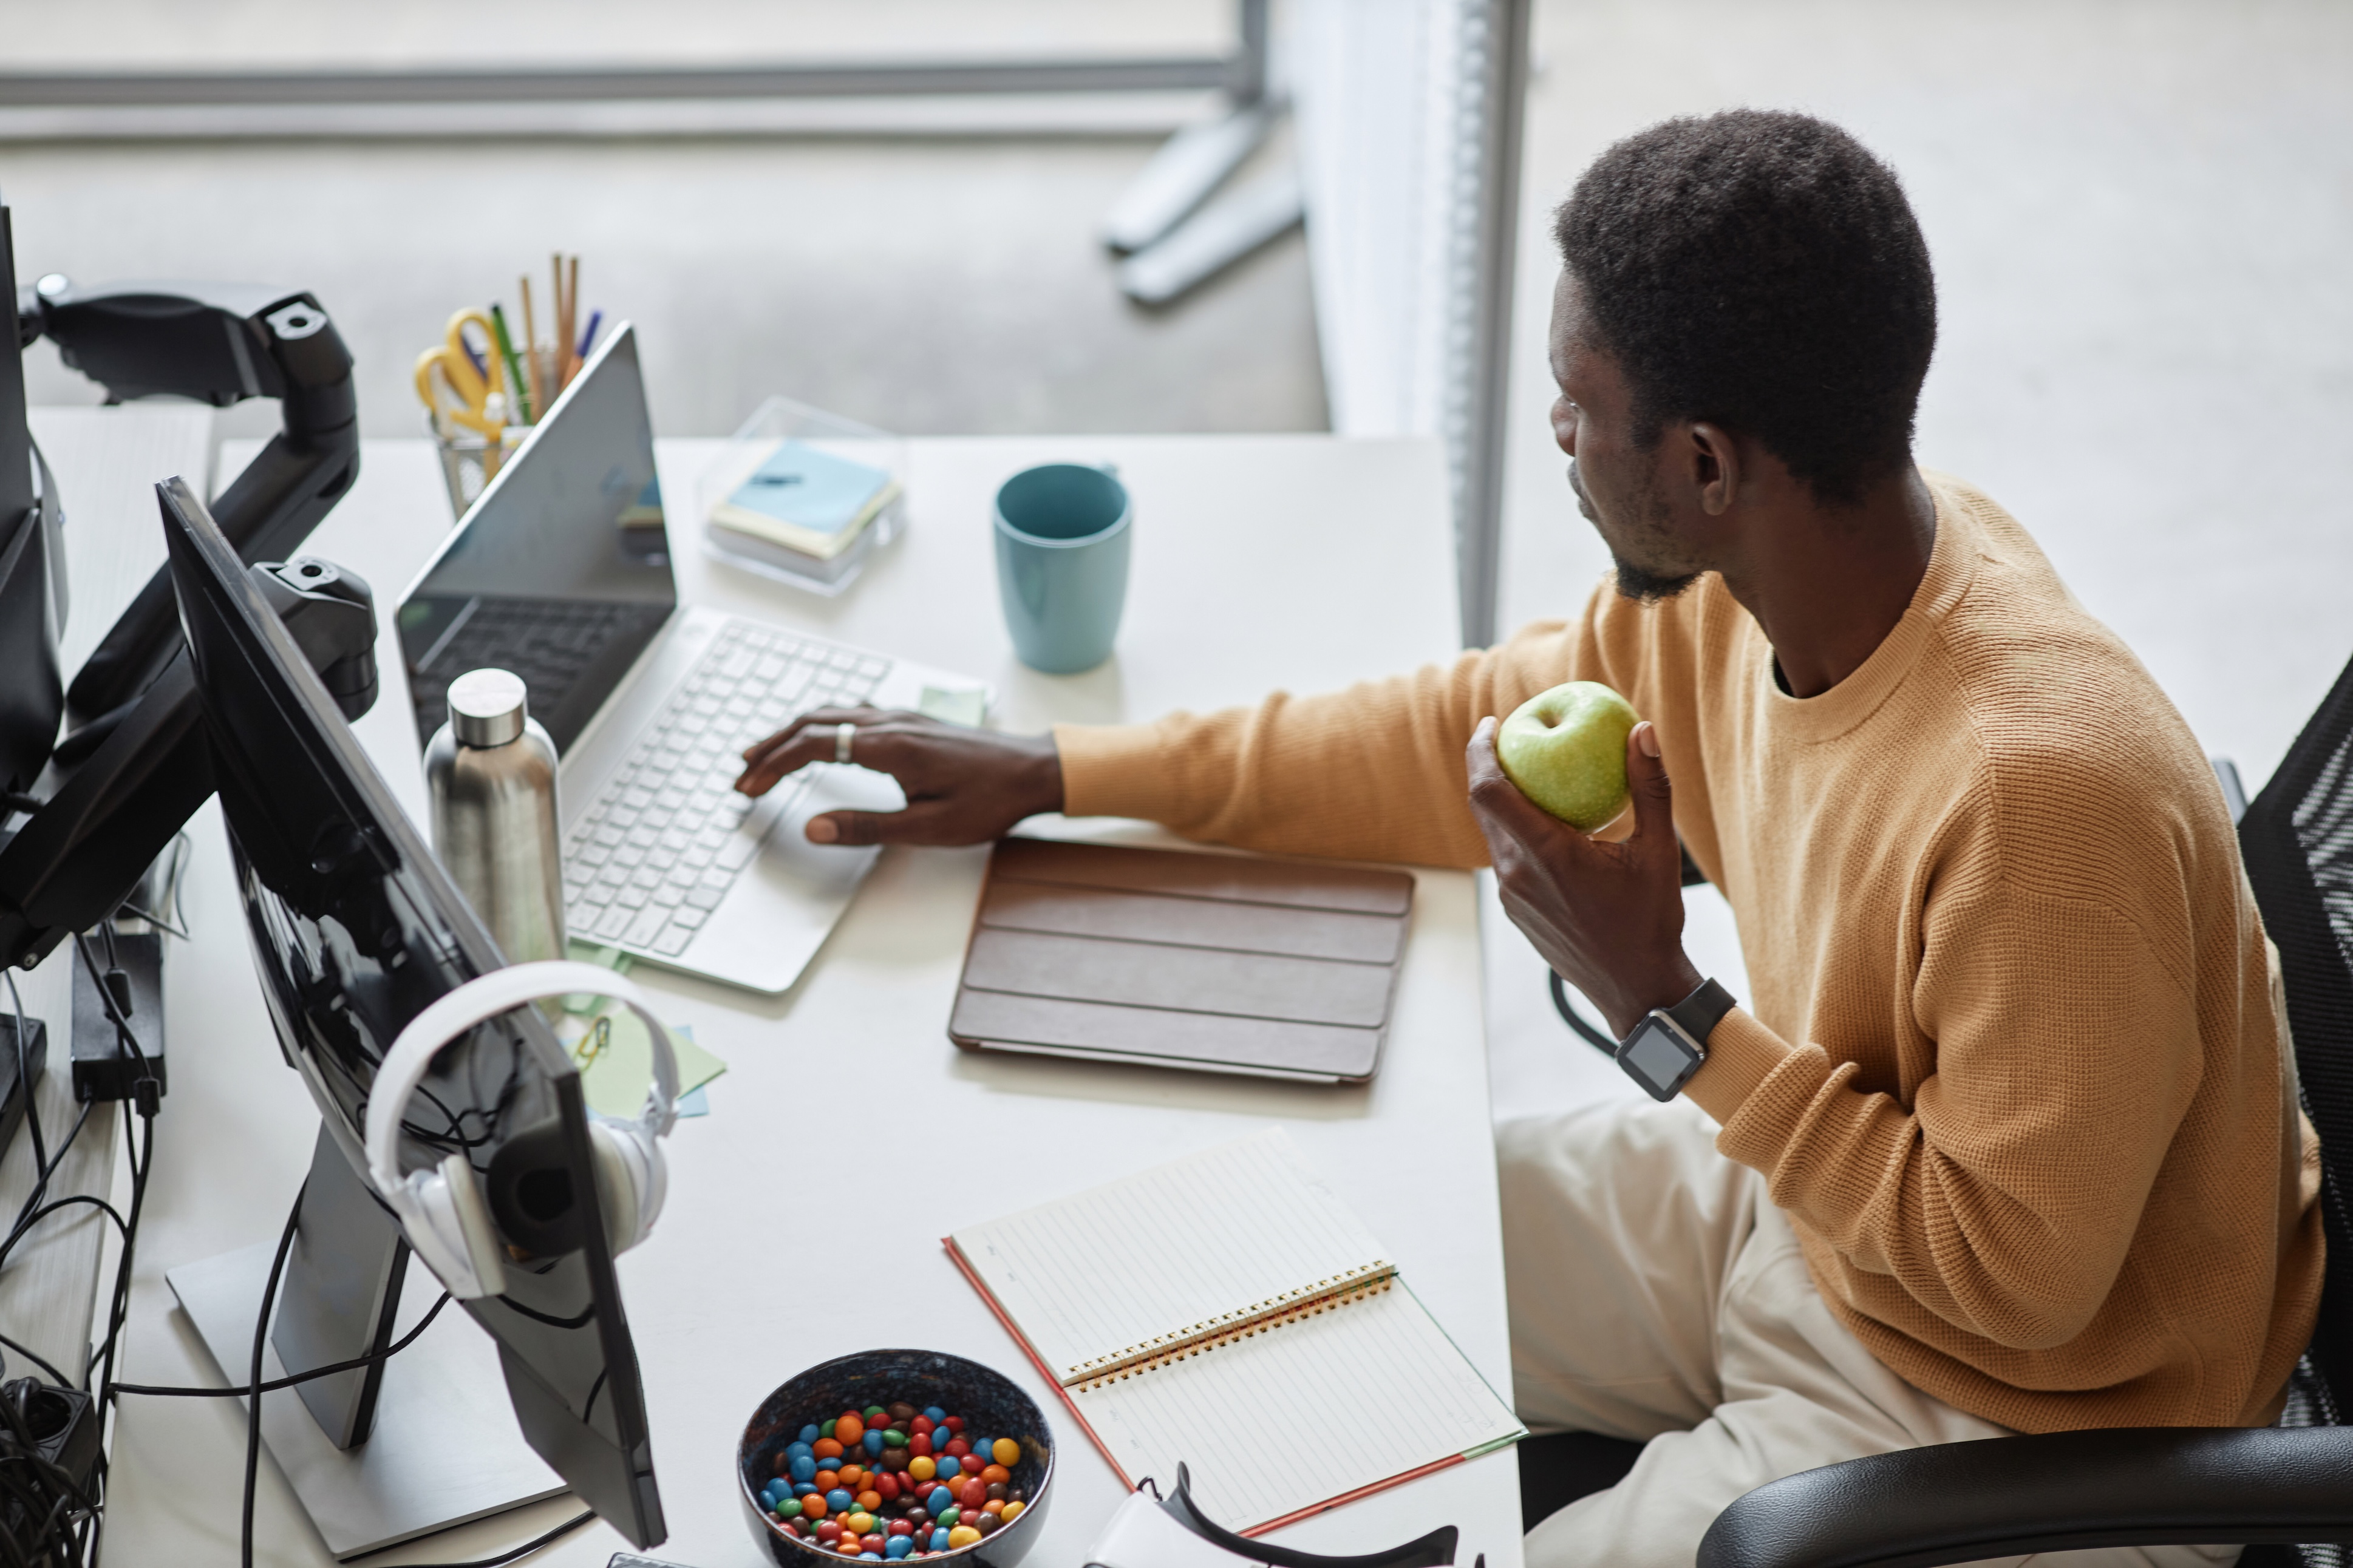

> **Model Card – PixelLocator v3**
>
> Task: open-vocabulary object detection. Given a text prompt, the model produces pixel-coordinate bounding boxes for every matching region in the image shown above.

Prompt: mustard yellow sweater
[1054,473,2321,1433]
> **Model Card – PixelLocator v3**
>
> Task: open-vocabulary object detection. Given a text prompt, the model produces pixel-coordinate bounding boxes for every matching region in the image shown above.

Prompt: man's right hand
[734,707,1064,846]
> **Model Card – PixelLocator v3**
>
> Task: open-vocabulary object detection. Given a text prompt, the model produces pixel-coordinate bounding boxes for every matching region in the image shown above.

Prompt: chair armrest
[1697,1425,2353,1568]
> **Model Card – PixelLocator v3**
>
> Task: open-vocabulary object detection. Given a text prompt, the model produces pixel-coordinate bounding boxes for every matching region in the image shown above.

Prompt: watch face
[1623,1017,1695,1096]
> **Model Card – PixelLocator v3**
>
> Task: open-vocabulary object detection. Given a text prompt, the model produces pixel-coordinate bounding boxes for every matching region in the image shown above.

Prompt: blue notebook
[708,440,898,560]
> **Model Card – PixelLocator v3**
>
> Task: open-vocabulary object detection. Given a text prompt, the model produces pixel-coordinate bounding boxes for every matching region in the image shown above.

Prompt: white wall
[1293,0,1466,441]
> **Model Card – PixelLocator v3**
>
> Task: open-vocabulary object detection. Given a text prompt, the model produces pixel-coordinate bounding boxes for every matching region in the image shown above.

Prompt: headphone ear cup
[439,1152,511,1296]
[587,1120,664,1256]
[382,1181,471,1297]
[390,1155,507,1300]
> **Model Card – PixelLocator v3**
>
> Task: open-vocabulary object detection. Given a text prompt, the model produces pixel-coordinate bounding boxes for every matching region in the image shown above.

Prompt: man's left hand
[1466,716,1701,1039]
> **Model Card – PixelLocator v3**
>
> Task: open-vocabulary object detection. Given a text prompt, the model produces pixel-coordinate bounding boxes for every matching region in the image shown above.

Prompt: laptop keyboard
[406,595,663,753]
[560,620,887,956]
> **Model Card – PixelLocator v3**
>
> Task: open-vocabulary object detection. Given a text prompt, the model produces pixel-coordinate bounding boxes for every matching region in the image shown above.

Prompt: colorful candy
[768,1400,1032,1557]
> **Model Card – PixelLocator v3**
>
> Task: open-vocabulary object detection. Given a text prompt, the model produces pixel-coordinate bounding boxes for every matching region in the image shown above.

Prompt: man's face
[1548,275,1704,602]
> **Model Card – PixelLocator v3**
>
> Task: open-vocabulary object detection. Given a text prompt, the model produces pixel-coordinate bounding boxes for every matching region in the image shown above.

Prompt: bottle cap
[446,668,529,748]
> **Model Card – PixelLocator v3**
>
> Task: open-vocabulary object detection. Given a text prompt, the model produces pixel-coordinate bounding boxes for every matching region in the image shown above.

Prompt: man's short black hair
[1554,110,1936,507]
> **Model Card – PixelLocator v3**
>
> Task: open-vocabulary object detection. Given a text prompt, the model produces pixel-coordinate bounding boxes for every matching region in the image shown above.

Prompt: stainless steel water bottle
[425,668,565,963]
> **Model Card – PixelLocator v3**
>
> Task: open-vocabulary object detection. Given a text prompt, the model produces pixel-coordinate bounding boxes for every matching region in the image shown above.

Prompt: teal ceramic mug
[992,463,1131,674]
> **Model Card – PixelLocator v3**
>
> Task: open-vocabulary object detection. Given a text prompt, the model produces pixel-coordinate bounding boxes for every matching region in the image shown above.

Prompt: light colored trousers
[1498,1098,2239,1568]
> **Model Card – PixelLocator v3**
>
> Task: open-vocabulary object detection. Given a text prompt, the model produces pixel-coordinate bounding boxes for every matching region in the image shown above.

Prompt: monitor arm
[0,555,378,971]
[0,266,364,970]
[14,276,361,731]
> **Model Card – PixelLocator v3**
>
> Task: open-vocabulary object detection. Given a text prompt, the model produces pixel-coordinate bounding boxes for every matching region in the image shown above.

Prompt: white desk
[0,410,216,1407]
[82,429,1522,1567]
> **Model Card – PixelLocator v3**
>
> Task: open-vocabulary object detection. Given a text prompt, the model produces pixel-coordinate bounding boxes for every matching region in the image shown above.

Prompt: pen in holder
[418,258,598,524]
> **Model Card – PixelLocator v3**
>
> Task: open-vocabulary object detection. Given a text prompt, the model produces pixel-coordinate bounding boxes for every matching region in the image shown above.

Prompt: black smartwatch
[1615,979,1738,1101]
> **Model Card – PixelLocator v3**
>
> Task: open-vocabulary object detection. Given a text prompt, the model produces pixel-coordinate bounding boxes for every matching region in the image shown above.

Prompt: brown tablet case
[947,838,1415,1084]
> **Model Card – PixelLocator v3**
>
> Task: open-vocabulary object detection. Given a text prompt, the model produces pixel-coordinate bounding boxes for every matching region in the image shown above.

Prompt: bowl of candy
[740,1349,1055,1566]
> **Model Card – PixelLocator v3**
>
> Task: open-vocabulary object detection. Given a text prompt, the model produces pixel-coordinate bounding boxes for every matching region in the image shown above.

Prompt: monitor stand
[166,1125,568,1560]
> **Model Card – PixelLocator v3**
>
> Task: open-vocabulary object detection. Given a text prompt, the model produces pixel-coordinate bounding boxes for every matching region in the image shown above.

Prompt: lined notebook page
[950,1129,1388,1382]
[1073,1279,1521,1529]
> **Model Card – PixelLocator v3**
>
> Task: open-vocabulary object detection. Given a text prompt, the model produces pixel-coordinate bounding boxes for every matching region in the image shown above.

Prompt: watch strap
[1664,978,1737,1047]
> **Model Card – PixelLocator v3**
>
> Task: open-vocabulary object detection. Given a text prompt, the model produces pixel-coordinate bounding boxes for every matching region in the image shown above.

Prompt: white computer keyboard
[560,620,887,954]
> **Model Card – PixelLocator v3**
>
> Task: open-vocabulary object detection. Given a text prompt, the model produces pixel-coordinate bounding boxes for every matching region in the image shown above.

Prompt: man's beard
[1570,461,1699,603]
[1612,555,1700,604]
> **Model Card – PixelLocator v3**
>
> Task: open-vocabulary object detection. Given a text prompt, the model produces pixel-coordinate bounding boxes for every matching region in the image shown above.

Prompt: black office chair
[1689,650,2353,1568]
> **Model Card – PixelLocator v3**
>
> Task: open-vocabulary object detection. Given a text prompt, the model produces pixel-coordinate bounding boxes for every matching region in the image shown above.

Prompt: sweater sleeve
[1051,614,1602,867]
[1684,872,2206,1352]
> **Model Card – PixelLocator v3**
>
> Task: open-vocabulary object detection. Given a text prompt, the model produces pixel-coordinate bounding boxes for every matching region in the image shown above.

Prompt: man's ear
[1686,422,1741,516]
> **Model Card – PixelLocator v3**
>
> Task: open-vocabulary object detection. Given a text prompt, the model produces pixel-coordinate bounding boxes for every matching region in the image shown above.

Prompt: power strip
[0,1379,101,1555]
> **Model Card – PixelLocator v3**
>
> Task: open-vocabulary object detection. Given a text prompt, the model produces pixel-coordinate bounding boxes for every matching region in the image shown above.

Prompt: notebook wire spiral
[1070,1261,1398,1390]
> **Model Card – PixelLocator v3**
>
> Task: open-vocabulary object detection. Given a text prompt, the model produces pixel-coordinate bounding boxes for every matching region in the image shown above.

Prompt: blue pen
[576,309,603,359]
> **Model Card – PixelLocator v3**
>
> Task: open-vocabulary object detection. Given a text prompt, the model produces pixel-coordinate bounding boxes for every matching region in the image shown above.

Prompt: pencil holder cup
[429,415,525,523]
[993,463,1131,674]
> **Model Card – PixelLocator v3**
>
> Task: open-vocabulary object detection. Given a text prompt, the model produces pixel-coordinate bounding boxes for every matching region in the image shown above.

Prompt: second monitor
[163,475,666,1552]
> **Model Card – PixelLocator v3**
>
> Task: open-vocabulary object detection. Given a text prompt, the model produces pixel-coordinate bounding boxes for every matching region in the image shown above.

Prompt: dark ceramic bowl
[739,1349,1055,1567]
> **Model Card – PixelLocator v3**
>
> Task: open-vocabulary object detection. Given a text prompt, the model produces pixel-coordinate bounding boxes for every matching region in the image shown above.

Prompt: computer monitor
[159,477,666,1548]
[0,196,66,804]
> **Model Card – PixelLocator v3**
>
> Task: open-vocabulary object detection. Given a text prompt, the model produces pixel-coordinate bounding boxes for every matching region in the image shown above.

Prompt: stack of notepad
[706,439,901,585]
[947,1129,1524,1533]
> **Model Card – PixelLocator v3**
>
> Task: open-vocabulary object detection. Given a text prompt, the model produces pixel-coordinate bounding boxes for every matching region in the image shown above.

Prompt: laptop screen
[396,324,675,755]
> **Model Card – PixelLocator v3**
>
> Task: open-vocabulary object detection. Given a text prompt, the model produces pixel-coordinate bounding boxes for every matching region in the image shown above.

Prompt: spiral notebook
[945,1129,1524,1533]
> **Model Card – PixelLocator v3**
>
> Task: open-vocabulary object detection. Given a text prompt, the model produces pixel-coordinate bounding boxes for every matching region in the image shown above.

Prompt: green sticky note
[572,1006,726,1119]
[917,685,987,727]
[561,940,635,1016]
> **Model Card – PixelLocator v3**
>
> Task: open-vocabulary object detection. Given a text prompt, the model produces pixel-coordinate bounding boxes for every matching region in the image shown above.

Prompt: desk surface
[80,427,1526,1568]
[0,409,215,1408]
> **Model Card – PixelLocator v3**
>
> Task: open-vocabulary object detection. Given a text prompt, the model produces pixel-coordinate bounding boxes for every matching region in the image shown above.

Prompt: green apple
[1496,681,1641,830]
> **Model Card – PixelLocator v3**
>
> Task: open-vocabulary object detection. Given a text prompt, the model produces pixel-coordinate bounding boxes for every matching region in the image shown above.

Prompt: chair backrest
[2240,651,2353,1421]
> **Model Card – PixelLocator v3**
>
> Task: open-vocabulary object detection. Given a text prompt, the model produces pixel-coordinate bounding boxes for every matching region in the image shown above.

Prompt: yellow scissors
[413,308,505,437]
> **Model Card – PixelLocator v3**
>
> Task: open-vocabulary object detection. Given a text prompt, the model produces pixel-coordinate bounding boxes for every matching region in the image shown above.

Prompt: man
[737,110,2321,1567]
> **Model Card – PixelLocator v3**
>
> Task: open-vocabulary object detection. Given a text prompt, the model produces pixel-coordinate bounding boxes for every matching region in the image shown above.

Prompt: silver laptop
[394,322,981,994]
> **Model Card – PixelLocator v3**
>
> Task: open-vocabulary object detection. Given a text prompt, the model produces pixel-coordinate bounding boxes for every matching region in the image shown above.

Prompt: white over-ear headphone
[365,961,680,1300]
